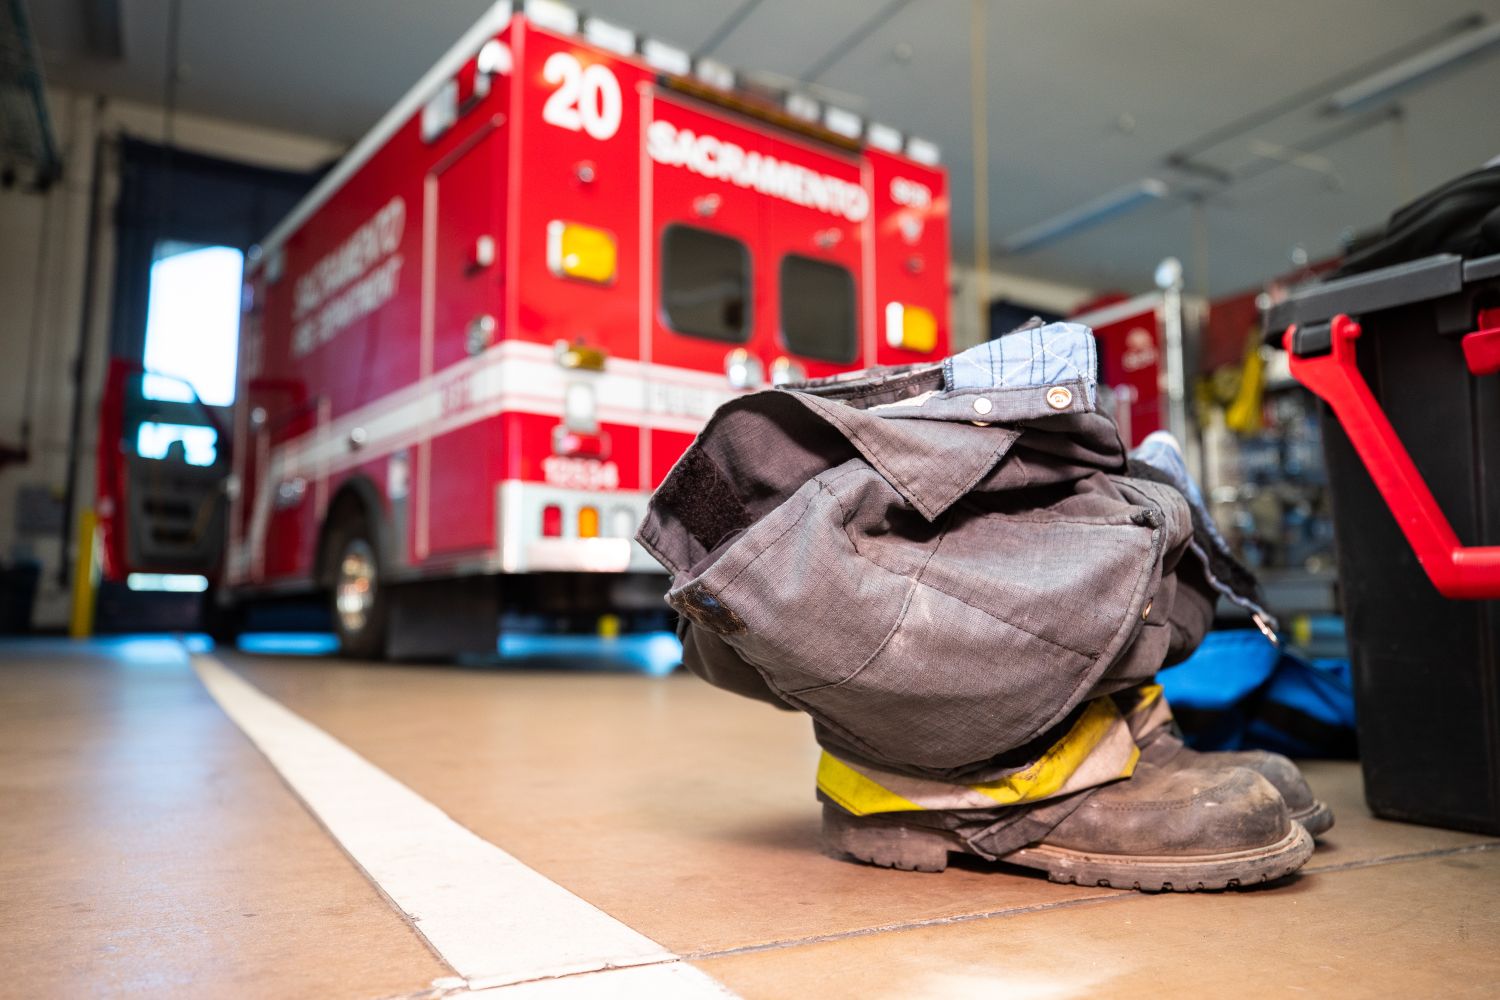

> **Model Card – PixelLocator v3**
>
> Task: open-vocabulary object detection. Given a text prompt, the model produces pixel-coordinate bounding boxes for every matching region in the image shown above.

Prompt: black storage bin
[1266,252,1500,835]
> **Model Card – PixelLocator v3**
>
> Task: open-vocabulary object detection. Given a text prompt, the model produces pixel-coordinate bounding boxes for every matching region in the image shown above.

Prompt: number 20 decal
[542,52,622,141]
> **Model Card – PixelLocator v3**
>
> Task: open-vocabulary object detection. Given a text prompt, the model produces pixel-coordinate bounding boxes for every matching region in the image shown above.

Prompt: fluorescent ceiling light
[1002,178,1169,254]
[1327,19,1500,113]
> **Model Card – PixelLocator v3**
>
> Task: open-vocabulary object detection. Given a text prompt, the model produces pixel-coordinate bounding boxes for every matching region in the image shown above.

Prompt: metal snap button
[972,397,993,415]
[1045,386,1073,410]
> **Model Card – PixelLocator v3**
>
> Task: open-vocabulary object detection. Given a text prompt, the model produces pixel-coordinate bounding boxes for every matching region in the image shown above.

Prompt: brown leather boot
[822,762,1313,892]
[1138,728,1334,837]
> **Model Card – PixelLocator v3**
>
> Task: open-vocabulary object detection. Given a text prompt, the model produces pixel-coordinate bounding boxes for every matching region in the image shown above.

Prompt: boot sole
[822,805,1315,892]
[999,824,1314,891]
[1290,799,1335,838]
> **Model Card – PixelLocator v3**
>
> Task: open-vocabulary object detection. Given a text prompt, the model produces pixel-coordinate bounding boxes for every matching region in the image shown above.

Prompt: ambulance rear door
[753,126,867,385]
[643,92,862,481]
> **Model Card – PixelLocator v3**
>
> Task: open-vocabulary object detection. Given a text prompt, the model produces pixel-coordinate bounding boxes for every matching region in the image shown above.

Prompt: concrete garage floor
[3,638,1499,998]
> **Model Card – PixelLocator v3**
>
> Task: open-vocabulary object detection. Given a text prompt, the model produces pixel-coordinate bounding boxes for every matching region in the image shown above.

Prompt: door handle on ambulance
[1283,314,1500,599]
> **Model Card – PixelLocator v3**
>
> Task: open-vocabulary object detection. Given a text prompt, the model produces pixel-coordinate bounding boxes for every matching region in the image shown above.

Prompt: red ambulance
[100,0,951,657]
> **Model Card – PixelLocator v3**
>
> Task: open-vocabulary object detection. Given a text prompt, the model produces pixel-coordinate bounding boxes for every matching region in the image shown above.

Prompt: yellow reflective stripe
[816,696,1136,817]
[967,697,1124,807]
[1050,720,1142,800]
[817,752,924,816]
[1117,681,1173,741]
[1118,682,1164,718]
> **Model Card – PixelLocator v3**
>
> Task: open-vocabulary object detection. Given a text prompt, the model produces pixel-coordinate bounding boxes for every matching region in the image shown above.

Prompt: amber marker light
[547,220,618,284]
[885,302,937,352]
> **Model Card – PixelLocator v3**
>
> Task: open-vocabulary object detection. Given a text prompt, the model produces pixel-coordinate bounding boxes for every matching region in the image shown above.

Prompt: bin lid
[1464,251,1500,283]
[1262,253,1465,347]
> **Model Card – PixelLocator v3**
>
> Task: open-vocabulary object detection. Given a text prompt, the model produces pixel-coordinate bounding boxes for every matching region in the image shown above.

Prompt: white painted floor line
[191,653,734,995]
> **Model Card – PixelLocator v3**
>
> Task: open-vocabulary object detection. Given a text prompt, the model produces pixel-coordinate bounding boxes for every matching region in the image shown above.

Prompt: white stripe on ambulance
[238,342,739,582]
[272,344,733,481]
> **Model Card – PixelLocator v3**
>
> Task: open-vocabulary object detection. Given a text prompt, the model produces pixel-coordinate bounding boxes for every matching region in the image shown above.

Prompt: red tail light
[541,504,564,538]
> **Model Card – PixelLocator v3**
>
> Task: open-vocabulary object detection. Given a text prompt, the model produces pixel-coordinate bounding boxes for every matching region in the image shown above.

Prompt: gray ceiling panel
[572,0,747,53]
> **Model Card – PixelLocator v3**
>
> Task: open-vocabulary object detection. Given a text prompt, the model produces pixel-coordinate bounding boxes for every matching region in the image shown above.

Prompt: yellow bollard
[69,509,99,639]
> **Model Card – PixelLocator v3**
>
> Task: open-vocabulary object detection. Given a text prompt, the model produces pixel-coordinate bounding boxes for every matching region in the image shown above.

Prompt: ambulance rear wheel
[330,520,388,660]
[203,589,243,649]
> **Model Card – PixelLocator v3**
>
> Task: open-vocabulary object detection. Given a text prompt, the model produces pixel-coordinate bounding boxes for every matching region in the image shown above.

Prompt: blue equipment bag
[1158,629,1357,759]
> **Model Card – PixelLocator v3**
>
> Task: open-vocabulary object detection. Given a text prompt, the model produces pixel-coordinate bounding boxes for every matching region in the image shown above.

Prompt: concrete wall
[0,89,340,628]
[947,264,1093,350]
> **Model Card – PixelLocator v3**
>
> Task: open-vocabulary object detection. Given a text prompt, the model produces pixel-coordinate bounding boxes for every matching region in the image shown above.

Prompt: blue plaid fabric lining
[942,322,1098,405]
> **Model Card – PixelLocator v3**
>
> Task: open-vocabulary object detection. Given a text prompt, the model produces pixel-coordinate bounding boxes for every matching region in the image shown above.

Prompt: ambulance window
[779,255,856,363]
[660,225,750,342]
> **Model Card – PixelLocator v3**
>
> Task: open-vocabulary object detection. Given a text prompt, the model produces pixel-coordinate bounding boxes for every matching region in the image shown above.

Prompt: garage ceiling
[28,0,1500,298]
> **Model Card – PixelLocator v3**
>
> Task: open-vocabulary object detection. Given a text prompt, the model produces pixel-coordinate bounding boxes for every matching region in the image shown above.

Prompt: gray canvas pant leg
[641,323,1263,841]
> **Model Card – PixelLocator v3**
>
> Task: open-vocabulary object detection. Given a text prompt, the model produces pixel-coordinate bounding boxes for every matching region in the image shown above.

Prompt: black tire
[327,514,389,660]
[202,589,243,649]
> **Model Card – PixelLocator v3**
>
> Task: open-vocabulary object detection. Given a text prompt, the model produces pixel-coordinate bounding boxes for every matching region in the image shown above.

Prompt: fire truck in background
[1071,258,1203,472]
[98,0,950,657]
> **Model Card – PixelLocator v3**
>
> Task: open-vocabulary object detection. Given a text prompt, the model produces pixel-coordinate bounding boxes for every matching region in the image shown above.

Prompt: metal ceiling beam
[799,0,910,83]
[696,0,766,56]
[1163,13,1481,180]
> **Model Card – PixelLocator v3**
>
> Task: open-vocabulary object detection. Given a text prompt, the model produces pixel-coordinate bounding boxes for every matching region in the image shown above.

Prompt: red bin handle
[1284,314,1500,600]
